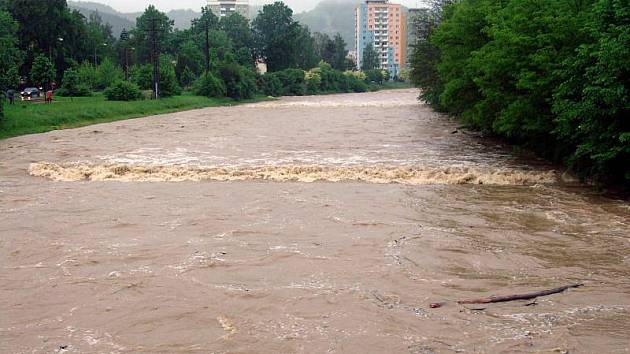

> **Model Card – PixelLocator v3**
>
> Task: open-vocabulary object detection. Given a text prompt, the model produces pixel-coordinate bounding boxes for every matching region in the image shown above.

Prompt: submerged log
[457,284,584,305]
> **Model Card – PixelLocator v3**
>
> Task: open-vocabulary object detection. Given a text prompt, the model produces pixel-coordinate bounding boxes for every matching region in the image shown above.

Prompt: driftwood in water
[456,284,584,305]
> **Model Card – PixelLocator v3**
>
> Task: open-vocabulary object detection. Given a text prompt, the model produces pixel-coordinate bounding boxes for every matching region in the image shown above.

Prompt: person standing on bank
[7,89,15,104]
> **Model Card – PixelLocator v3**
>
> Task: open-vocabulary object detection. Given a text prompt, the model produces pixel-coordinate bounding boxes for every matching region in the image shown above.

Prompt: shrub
[158,55,182,97]
[96,58,123,90]
[104,81,143,101]
[275,69,305,96]
[179,66,196,88]
[305,70,321,95]
[193,73,226,98]
[347,75,368,93]
[218,63,257,100]
[259,73,283,96]
[130,64,153,90]
[364,69,384,84]
[58,68,91,97]
[77,62,98,90]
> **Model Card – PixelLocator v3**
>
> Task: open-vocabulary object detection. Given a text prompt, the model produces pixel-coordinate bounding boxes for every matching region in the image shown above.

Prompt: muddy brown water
[1,89,629,353]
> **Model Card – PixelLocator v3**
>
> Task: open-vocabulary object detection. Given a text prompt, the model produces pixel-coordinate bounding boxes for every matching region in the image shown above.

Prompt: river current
[1,89,628,353]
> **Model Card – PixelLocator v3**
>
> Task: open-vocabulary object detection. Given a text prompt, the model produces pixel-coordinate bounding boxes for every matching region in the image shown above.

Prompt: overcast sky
[74,0,427,13]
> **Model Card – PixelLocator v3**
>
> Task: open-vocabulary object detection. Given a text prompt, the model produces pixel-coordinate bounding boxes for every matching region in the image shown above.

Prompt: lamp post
[94,42,108,66]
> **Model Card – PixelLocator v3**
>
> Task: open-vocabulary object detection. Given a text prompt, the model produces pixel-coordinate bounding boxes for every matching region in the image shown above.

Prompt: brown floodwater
[1,89,628,353]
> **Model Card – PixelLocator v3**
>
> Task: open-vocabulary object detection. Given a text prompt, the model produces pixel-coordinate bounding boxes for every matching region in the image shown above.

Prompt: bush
[193,73,226,98]
[158,55,182,97]
[58,68,91,97]
[179,66,196,88]
[259,73,283,96]
[347,75,368,93]
[130,64,153,90]
[104,81,143,101]
[77,62,98,90]
[96,58,123,90]
[275,69,305,96]
[364,69,384,84]
[218,63,257,100]
[305,70,321,95]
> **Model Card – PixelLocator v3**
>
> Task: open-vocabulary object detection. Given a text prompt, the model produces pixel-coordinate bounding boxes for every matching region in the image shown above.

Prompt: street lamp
[94,42,108,66]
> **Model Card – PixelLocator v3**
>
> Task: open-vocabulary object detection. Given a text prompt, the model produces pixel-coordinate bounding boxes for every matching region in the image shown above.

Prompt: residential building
[355,0,407,77]
[207,0,250,19]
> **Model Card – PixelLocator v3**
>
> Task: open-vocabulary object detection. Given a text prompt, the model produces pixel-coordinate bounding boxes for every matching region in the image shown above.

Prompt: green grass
[379,81,414,90]
[0,94,270,140]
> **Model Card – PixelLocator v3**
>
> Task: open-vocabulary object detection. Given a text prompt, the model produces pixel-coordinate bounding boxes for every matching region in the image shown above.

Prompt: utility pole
[148,17,160,99]
[120,29,130,81]
[205,19,210,75]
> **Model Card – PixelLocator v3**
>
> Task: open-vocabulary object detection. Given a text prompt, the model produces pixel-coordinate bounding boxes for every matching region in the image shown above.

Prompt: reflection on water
[1,89,628,353]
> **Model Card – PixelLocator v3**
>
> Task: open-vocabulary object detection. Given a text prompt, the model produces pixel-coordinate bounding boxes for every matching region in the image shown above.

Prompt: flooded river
[1,89,629,353]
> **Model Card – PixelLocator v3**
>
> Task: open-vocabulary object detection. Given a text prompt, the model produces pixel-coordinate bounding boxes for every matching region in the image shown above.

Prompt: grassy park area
[0,94,268,140]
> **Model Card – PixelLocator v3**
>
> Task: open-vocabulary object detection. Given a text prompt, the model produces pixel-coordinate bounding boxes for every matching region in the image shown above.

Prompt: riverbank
[0,84,413,140]
[0,94,271,140]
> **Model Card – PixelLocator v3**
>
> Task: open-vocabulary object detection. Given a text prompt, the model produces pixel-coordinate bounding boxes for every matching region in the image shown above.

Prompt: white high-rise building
[207,0,250,19]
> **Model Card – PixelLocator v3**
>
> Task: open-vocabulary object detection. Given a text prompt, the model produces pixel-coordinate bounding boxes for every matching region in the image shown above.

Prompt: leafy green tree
[330,34,347,71]
[275,68,306,95]
[218,63,257,99]
[130,64,154,90]
[30,54,55,89]
[131,6,174,63]
[193,73,226,97]
[361,45,379,71]
[175,40,204,80]
[104,80,143,101]
[192,6,221,34]
[259,73,283,96]
[553,0,630,183]
[251,2,302,71]
[295,26,319,69]
[0,10,23,96]
[158,55,181,97]
[58,68,91,96]
[96,58,123,90]
[220,13,252,50]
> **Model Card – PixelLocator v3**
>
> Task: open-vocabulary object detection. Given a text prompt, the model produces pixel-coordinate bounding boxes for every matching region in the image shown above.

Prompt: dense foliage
[103,80,142,101]
[410,0,629,186]
[57,68,91,96]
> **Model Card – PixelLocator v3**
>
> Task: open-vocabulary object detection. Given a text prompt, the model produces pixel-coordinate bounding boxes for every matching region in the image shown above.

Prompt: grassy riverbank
[0,94,269,140]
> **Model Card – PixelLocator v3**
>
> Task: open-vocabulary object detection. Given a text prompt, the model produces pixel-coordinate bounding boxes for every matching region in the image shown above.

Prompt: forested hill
[68,1,358,47]
[294,0,361,50]
[68,1,134,37]
[68,2,204,34]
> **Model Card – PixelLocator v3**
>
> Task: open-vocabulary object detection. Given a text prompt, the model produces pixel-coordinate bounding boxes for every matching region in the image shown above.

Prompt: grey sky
[74,0,426,13]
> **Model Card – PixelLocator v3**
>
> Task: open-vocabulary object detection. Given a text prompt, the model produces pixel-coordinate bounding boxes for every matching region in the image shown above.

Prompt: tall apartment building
[207,0,249,19]
[355,0,407,77]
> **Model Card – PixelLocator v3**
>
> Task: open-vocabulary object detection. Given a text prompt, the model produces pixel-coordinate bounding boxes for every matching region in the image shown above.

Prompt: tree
[131,6,174,64]
[59,68,91,96]
[361,44,379,71]
[220,13,252,50]
[553,0,630,183]
[295,26,319,69]
[175,40,204,79]
[158,55,181,97]
[96,58,123,90]
[0,10,23,93]
[30,54,55,89]
[251,1,302,71]
[330,34,347,71]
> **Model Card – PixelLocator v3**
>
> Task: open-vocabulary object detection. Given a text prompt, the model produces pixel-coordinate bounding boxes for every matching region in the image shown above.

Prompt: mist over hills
[69,0,358,48]
[294,0,360,49]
